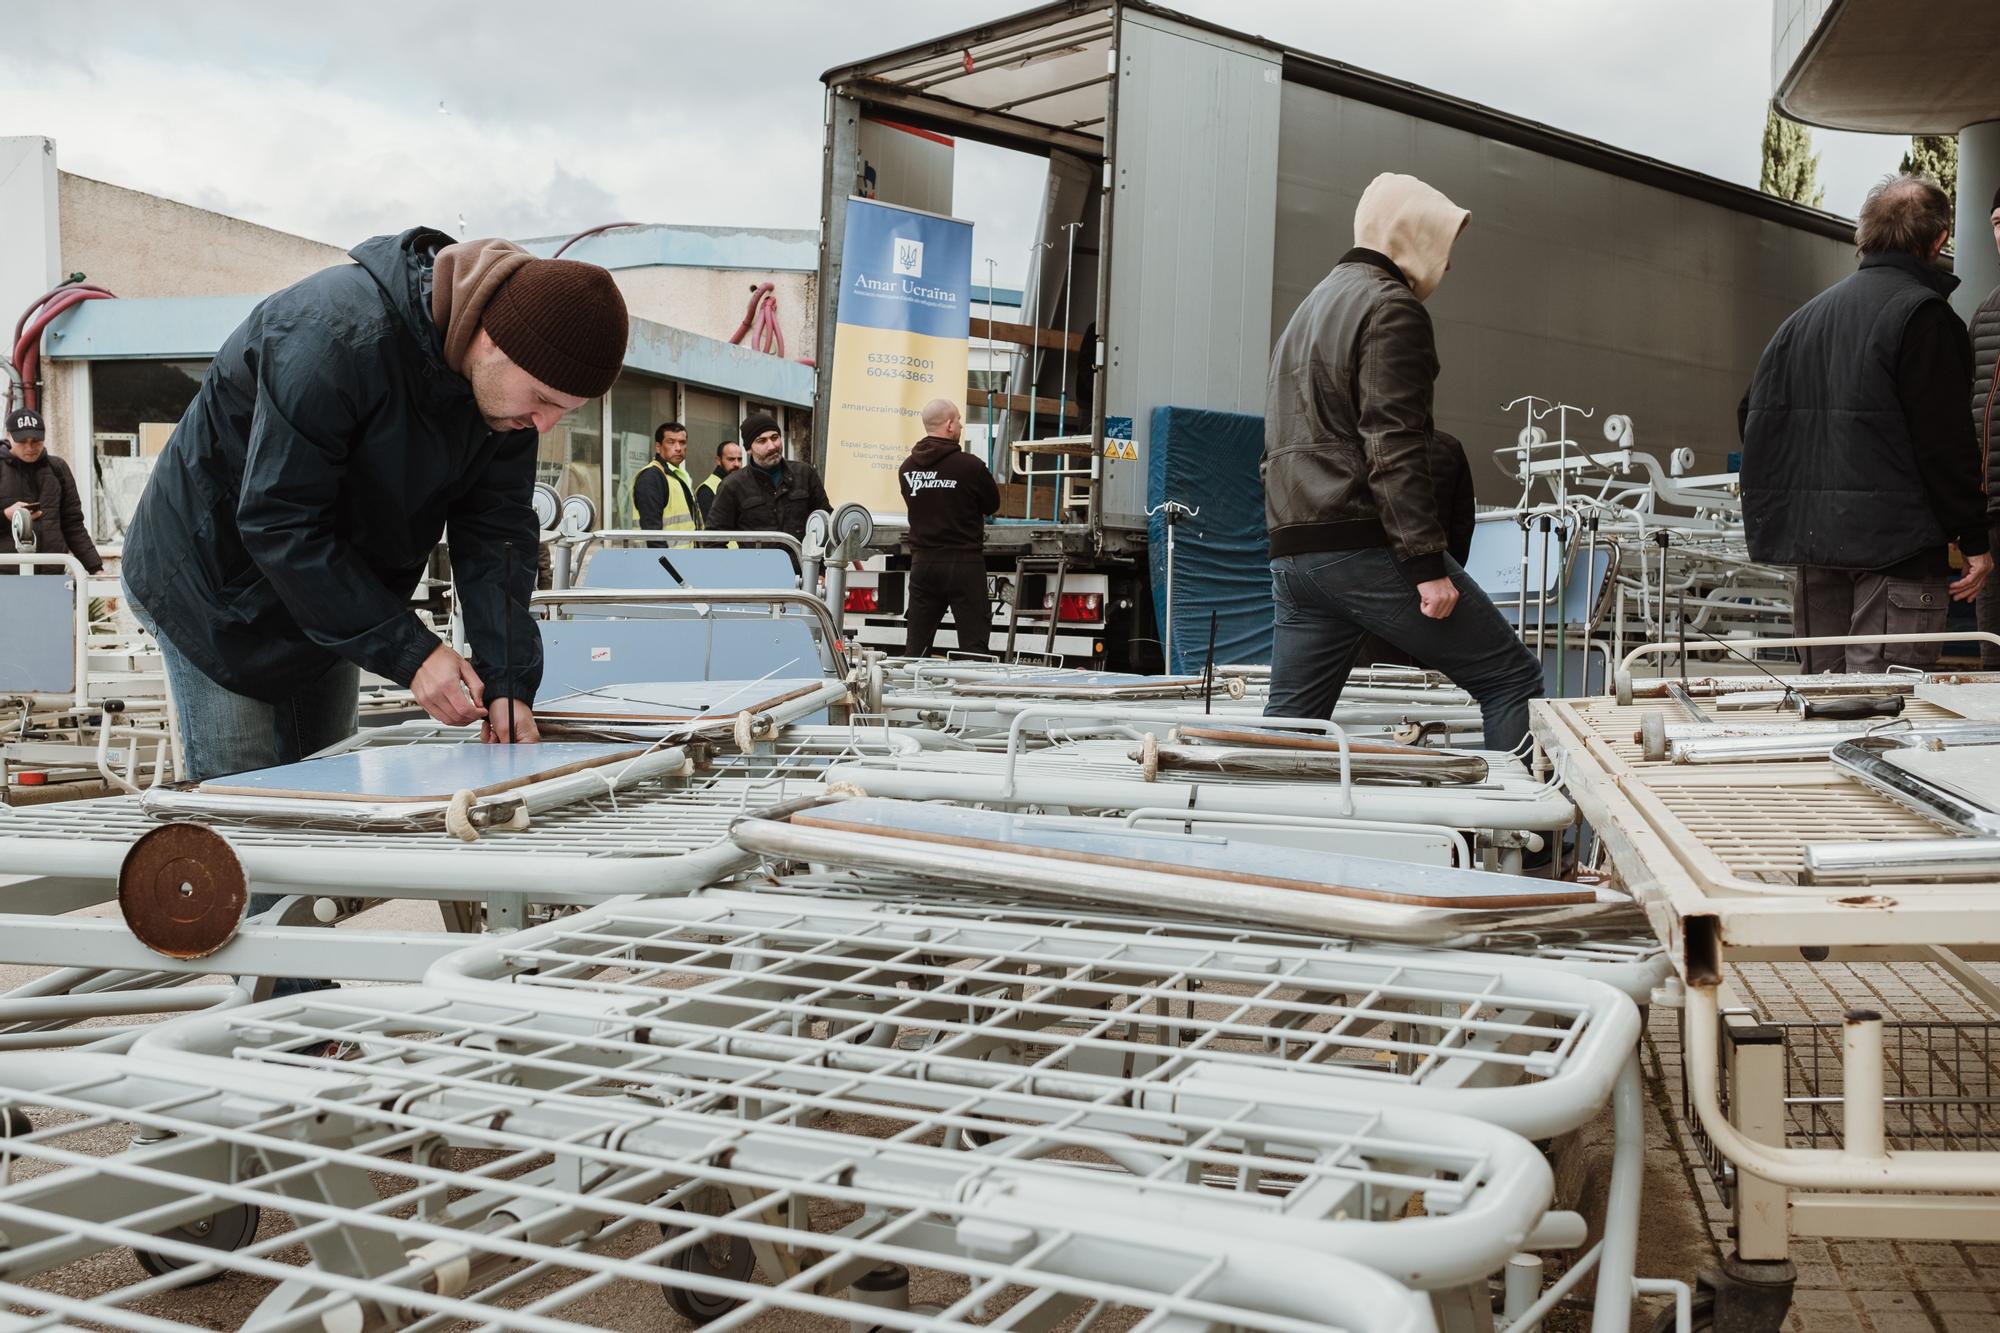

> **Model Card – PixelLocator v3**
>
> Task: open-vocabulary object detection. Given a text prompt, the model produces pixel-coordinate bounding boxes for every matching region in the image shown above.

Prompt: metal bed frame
[730,870,1674,1008]
[880,679,1489,741]
[1,553,176,794]
[0,883,1685,1331]
[1532,667,2000,1331]
[412,889,1661,1329]
[821,706,1576,871]
[0,989,1444,1333]
[0,569,884,1048]
[732,795,1633,947]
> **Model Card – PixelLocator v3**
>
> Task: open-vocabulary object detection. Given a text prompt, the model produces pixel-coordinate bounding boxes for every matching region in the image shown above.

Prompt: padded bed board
[195,742,647,803]
[578,546,798,590]
[791,798,1593,909]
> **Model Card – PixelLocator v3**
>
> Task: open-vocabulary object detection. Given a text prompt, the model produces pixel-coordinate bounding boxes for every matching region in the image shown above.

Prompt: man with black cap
[124,228,630,785]
[1,406,104,577]
[704,411,830,541]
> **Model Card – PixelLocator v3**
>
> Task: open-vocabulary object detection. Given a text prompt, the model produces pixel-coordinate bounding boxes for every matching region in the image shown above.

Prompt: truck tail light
[844,587,879,613]
[1054,592,1102,624]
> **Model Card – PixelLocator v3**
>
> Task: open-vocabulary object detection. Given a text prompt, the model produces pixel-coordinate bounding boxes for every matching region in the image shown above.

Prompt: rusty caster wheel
[118,823,248,960]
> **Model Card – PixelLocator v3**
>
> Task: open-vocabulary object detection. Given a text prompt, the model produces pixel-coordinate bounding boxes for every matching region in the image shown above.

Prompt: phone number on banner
[866,353,935,382]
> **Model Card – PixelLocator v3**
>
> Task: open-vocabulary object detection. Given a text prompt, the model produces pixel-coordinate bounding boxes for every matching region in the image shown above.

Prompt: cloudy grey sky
[2,0,1909,289]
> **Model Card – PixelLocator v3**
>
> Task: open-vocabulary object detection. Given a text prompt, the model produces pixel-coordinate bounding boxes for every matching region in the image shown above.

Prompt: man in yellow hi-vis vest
[633,420,701,539]
[696,438,743,524]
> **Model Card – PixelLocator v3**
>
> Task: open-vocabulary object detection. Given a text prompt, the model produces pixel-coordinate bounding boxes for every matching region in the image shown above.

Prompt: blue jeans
[128,586,358,998]
[1264,549,1545,754]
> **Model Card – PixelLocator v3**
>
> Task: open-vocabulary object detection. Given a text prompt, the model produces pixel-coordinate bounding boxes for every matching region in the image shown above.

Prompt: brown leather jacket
[1261,248,1448,583]
[0,444,103,573]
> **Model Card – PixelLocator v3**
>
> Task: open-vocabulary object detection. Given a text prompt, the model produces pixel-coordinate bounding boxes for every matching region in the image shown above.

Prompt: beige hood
[1352,174,1470,302]
[431,237,534,376]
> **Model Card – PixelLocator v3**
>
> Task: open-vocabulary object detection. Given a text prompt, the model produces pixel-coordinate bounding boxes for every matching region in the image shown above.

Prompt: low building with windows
[2,136,816,550]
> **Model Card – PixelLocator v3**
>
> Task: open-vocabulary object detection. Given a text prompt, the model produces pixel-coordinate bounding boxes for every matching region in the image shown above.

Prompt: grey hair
[1855,173,1952,258]
[920,398,960,431]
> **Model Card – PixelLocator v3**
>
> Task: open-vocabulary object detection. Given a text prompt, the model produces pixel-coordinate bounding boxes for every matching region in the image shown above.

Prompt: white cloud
[0,0,1916,285]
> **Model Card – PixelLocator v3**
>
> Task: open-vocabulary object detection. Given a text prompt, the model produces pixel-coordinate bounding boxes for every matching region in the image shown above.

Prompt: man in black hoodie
[899,399,999,657]
[124,230,629,781]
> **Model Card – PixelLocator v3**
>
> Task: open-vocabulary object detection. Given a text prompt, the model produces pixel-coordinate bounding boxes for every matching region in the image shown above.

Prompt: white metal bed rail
[0,977,1575,1333]
[413,889,1653,1329]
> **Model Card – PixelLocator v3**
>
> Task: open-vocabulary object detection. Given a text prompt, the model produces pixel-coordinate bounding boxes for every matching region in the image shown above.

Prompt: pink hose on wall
[728,282,815,368]
[10,283,115,412]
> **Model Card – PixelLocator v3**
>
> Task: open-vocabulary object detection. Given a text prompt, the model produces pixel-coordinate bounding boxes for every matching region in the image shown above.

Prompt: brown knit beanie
[481,259,629,399]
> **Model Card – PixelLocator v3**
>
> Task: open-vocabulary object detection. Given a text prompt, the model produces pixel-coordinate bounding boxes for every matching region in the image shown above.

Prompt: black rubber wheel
[1652,1290,1714,1333]
[0,1107,31,1137]
[657,1214,754,1324]
[133,1203,260,1283]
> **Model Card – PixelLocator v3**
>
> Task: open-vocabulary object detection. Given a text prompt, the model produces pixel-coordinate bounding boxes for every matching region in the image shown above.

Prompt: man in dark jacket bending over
[1741,174,1991,673]
[1262,173,1543,752]
[124,228,630,782]
[899,398,999,657]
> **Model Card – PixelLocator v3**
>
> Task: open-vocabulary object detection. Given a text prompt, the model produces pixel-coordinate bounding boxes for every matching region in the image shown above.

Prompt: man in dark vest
[1741,173,1991,673]
[1971,184,2000,668]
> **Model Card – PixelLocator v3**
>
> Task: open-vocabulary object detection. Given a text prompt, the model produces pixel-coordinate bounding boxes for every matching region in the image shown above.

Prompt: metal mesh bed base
[729,871,1673,1005]
[0,972,1572,1333]
[425,891,1641,1143]
[1531,693,2000,960]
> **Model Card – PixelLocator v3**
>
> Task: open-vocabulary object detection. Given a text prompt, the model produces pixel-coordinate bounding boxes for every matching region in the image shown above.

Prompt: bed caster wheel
[0,1107,30,1137]
[1652,1290,1714,1333]
[1640,711,1668,761]
[1614,669,1635,706]
[657,1209,754,1324]
[133,1203,260,1283]
[1663,1258,1791,1333]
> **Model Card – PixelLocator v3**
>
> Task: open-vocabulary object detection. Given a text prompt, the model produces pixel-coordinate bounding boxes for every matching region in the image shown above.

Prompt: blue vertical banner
[825,197,974,517]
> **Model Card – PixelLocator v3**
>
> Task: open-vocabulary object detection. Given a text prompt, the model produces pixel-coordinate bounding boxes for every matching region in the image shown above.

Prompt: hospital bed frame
[1532,647,2000,1330]
[0,887,1673,1332]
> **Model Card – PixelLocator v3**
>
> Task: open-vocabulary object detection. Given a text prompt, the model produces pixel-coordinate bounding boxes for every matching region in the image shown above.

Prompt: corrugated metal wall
[1101,11,1283,528]
[1271,83,1857,499]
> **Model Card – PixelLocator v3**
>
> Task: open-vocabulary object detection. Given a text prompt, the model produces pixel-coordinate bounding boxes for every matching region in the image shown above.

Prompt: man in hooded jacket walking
[1261,173,1544,753]
[899,398,999,657]
[124,228,630,782]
